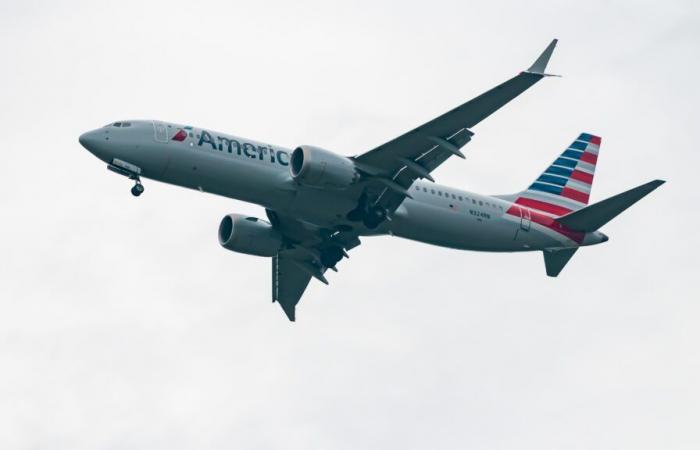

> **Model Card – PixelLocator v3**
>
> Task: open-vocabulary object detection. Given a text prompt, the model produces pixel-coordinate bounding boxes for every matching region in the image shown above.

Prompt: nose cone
[600,232,609,243]
[79,130,98,152]
[79,129,109,162]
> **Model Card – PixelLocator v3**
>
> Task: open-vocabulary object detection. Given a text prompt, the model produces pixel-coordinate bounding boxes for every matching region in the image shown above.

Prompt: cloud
[0,1,698,449]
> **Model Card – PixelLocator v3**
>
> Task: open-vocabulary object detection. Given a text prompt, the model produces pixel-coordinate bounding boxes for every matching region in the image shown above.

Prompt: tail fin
[514,133,601,216]
[557,179,665,232]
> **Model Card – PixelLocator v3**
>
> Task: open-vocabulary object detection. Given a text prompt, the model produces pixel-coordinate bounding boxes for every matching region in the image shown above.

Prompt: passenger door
[153,121,168,143]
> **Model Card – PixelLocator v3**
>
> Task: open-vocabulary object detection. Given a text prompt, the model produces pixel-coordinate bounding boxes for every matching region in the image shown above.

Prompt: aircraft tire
[131,184,144,197]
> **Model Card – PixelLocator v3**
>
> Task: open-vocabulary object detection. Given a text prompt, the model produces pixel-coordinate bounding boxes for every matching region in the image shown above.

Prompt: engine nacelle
[290,145,359,189]
[218,214,282,257]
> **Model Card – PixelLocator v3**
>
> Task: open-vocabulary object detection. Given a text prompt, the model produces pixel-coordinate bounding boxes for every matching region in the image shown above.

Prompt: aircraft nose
[600,232,609,243]
[79,129,110,162]
[79,130,99,152]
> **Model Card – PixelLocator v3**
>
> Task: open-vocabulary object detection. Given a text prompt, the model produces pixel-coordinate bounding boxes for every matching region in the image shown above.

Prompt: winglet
[526,39,559,76]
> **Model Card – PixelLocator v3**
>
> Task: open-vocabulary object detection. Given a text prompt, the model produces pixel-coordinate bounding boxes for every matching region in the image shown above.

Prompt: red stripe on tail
[561,187,589,203]
[515,197,572,216]
[570,170,593,185]
[506,206,585,243]
[580,152,597,165]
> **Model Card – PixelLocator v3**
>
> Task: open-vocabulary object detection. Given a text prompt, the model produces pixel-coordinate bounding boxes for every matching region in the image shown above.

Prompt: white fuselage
[79,120,606,253]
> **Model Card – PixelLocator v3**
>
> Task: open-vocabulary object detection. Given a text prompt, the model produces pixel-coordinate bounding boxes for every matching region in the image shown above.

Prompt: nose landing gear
[131,181,144,197]
[107,162,145,198]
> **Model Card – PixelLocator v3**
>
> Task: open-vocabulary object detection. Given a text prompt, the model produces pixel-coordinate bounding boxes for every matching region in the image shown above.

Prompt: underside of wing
[272,253,313,321]
[267,209,360,321]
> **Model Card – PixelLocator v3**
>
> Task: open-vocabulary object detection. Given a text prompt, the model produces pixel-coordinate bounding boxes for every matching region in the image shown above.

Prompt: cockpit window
[108,121,132,128]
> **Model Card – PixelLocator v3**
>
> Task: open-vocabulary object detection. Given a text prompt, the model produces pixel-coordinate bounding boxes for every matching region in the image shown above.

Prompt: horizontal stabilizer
[543,248,578,277]
[557,179,665,232]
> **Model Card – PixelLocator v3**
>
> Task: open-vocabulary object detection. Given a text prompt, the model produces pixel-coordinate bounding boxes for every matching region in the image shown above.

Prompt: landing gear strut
[346,191,388,229]
[130,179,144,197]
[362,207,386,229]
[106,163,144,197]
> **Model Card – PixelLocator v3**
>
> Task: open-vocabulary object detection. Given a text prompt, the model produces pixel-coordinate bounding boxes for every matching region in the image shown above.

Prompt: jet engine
[218,214,283,257]
[290,145,359,189]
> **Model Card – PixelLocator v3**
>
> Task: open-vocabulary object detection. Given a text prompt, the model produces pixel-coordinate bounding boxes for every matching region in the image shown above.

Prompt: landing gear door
[153,121,168,143]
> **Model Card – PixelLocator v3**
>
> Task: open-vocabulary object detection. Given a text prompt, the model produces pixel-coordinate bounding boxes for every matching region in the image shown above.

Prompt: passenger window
[423,187,427,192]
[431,189,435,194]
[479,201,483,206]
[438,191,442,196]
[472,199,476,204]
[451,194,456,199]
[458,196,463,201]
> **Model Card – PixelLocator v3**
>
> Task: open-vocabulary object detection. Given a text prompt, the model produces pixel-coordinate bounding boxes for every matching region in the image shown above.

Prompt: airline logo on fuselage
[184,129,290,166]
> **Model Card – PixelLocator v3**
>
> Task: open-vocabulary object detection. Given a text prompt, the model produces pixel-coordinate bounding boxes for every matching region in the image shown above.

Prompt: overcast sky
[1,0,698,449]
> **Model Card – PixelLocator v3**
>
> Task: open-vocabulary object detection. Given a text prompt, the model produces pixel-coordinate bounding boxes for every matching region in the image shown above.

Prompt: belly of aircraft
[388,199,559,252]
[281,186,358,226]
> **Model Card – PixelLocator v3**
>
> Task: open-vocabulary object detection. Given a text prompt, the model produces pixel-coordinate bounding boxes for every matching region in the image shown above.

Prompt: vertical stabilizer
[515,133,601,216]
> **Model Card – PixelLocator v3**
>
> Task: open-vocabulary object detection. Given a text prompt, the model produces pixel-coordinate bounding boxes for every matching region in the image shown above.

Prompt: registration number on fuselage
[469,209,491,220]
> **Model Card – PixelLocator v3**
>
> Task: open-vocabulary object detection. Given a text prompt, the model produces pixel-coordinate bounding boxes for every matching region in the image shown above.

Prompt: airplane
[79,39,664,321]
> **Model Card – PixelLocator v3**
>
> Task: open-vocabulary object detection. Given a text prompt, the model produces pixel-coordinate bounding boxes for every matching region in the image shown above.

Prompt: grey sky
[1,0,698,448]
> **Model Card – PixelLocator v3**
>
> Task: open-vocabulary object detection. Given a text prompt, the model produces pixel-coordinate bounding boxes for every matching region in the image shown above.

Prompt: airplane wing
[267,209,361,321]
[272,253,313,321]
[354,39,559,215]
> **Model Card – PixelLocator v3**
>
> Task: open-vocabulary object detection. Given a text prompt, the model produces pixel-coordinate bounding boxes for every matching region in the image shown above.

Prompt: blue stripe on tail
[520,132,602,212]
[537,174,568,186]
[530,182,564,195]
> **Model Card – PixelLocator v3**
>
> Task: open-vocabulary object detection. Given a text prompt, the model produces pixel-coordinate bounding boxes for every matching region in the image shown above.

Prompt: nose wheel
[106,163,145,197]
[131,180,144,197]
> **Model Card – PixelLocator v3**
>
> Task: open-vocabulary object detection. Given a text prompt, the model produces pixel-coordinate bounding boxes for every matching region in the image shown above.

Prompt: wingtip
[284,307,296,322]
[649,179,666,190]
[277,300,296,321]
[527,38,558,75]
